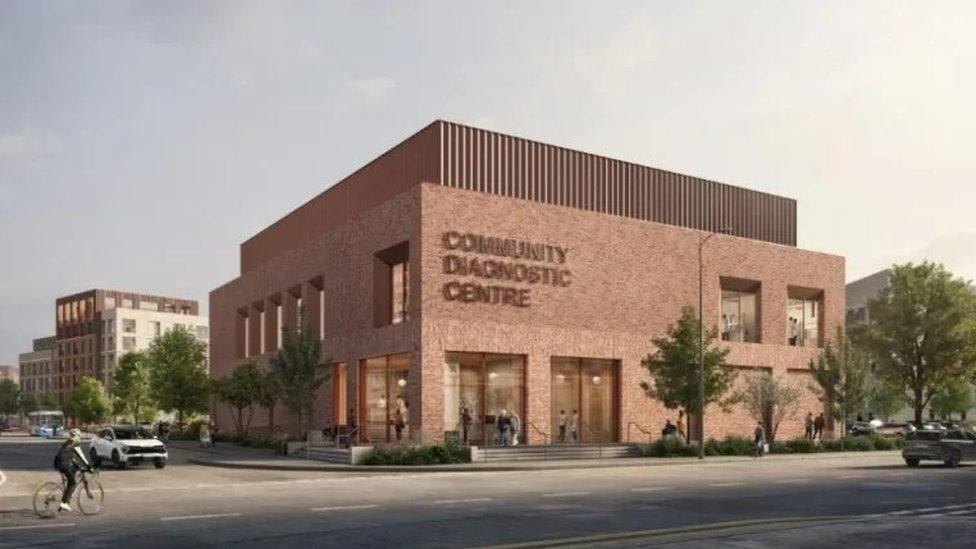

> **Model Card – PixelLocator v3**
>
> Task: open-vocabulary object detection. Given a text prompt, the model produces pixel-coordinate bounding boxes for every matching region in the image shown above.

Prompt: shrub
[645,436,699,457]
[360,440,471,466]
[716,436,755,456]
[782,438,820,454]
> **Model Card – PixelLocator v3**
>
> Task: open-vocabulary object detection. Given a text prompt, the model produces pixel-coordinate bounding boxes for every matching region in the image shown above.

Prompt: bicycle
[33,468,104,519]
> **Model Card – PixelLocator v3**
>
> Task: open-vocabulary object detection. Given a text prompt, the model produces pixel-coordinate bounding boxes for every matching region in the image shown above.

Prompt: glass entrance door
[551,357,619,443]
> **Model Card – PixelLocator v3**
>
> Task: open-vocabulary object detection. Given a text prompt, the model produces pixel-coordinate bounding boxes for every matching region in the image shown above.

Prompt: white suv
[89,425,168,469]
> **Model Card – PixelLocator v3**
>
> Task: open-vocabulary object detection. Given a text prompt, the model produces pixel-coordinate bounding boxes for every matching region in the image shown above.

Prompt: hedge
[360,441,471,466]
[642,433,904,458]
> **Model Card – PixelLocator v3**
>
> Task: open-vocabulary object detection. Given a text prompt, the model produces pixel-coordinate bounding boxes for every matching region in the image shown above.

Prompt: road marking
[433,497,493,505]
[160,512,242,522]
[709,482,745,487]
[838,475,866,480]
[775,478,811,484]
[631,487,672,493]
[888,510,916,516]
[310,504,380,512]
[541,491,590,498]
[946,510,975,516]
[0,467,6,489]
[0,523,76,532]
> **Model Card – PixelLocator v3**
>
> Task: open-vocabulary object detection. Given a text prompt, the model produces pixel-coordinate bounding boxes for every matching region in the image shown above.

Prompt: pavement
[1,431,974,547]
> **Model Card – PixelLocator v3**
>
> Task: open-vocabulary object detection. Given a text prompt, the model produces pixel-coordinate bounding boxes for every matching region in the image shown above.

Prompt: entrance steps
[471,443,642,462]
[302,445,351,464]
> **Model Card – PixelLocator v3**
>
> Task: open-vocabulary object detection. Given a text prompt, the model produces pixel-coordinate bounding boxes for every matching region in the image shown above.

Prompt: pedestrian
[662,419,674,437]
[753,422,766,457]
[496,410,511,446]
[571,410,580,443]
[460,406,472,444]
[199,422,211,448]
[804,412,814,440]
[788,318,800,346]
[510,410,521,446]
[557,410,568,443]
[676,410,686,442]
[394,407,405,442]
[813,413,825,440]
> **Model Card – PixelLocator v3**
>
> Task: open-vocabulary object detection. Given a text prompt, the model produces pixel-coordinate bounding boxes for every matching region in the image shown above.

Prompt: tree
[146,326,211,428]
[39,392,58,410]
[640,306,736,443]
[733,372,801,442]
[112,351,154,423]
[929,381,974,420]
[65,376,112,425]
[809,327,869,436]
[271,323,330,437]
[865,377,905,422]
[0,379,19,419]
[18,391,39,417]
[852,262,976,426]
[216,362,263,437]
[254,369,281,435]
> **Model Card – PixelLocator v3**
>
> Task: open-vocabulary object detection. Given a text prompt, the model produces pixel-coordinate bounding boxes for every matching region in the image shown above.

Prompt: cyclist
[52,428,92,512]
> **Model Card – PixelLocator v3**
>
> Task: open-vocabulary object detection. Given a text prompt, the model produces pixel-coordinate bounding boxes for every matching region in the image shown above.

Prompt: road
[1,434,974,548]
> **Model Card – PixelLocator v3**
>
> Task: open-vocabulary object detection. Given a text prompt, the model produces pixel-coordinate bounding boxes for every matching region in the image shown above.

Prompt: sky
[2,1,976,366]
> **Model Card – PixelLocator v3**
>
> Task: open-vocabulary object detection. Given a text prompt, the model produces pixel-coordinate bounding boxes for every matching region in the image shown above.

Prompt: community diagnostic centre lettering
[441,231,572,307]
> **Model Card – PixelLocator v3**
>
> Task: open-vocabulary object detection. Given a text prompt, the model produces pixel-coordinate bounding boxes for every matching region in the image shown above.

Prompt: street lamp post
[697,226,734,460]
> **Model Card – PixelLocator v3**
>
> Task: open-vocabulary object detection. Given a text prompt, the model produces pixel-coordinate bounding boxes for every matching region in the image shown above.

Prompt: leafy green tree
[254,369,281,434]
[0,379,19,418]
[65,376,112,425]
[852,262,976,426]
[216,362,263,437]
[929,381,974,420]
[146,326,211,428]
[809,327,869,436]
[112,351,154,423]
[640,306,736,444]
[39,392,58,410]
[18,391,39,417]
[732,372,801,442]
[271,323,330,437]
[865,377,905,422]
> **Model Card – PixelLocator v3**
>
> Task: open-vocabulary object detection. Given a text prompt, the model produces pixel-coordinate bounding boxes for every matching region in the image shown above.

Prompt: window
[140,301,159,311]
[196,326,209,340]
[319,288,326,340]
[104,297,116,309]
[361,354,411,443]
[391,262,409,324]
[443,352,525,446]
[122,298,133,308]
[122,319,136,333]
[721,289,759,343]
[122,337,136,351]
[148,321,161,337]
[551,357,619,443]
[788,293,821,347]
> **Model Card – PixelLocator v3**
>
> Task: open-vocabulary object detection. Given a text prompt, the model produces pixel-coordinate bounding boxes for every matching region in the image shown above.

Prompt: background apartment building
[55,289,205,404]
[0,364,19,383]
[17,336,54,397]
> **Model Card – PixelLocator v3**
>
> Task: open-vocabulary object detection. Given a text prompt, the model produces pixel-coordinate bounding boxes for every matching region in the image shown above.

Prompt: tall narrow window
[276,305,283,349]
[319,288,325,340]
[296,297,303,326]
[259,311,266,354]
[244,316,250,358]
[392,262,408,324]
[720,278,760,343]
[787,288,822,348]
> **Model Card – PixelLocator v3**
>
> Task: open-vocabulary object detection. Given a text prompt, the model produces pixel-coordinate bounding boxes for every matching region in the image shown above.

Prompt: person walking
[753,422,766,457]
[557,410,568,443]
[570,410,580,443]
[496,410,511,446]
[676,410,686,442]
[510,410,521,446]
[813,413,825,440]
[199,422,211,448]
[804,412,814,440]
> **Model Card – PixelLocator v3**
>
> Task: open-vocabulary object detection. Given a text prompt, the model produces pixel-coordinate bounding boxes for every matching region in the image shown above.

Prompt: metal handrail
[627,422,654,445]
[526,422,550,460]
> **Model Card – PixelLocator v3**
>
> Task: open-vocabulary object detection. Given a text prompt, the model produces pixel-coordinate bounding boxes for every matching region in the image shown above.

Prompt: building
[0,364,19,384]
[54,289,205,403]
[210,121,845,445]
[18,336,55,397]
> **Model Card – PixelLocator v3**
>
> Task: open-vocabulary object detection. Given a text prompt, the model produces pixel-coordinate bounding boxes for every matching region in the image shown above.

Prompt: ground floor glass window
[551,357,619,443]
[444,352,525,446]
[360,353,410,444]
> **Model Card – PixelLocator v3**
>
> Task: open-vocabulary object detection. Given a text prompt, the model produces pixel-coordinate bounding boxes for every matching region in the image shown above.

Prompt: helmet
[68,428,82,442]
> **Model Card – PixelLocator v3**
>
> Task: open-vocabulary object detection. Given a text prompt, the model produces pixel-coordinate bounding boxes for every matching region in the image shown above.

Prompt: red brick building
[210,121,844,445]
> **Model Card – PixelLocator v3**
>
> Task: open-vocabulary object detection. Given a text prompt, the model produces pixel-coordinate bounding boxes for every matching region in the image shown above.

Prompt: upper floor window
[788,288,822,347]
[149,321,161,337]
[721,290,758,342]
[374,241,410,327]
[392,262,409,324]
[122,337,136,351]
[122,298,133,308]
[122,319,136,333]
[104,297,116,309]
[140,301,158,311]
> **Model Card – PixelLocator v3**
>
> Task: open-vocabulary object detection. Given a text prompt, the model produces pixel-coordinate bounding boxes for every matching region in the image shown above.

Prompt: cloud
[0,129,62,160]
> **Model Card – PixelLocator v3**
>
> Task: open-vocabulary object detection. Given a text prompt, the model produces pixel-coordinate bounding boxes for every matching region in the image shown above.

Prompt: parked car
[902,427,976,467]
[35,424,63,438]
[850,421,912,438]
[88,425,168,469]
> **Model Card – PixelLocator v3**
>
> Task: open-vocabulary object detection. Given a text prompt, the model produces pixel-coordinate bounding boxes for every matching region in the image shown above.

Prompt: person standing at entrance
[804,412,814,440]
[570,410,580,443]
[676,410,686,442]
[788,318,800,346]
[813,413,825,440]
[557,410,568,443]
[460,406,472,444]
[510,410,521,446]
[496,410,511,446]
[394,407,405,442]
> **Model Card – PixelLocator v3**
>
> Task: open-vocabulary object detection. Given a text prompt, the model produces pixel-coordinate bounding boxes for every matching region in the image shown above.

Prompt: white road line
[946,510,975,516]
[432,497,493,505]
[888,510,916,516]
[838,475,866,480]
[630,487,673,493]
[775,478,811,484]
[310,504,380,512]
[541,491,590,498]
[0,467,6,490]
[0,523,76,532]
[160,512,242,522]
[709,482,745,487]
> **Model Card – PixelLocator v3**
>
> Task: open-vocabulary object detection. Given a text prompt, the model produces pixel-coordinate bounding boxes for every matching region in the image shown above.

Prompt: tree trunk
[914,387,924,427]
[269,403,275,434]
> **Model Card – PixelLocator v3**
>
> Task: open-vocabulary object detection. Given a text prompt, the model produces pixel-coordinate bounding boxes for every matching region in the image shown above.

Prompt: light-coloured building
[18,336,55,396]
[0,364,19,384]
[99,306,209,387]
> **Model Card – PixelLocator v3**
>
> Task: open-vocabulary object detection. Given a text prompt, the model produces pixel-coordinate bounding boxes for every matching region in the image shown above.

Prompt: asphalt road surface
[1,434,974,548]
